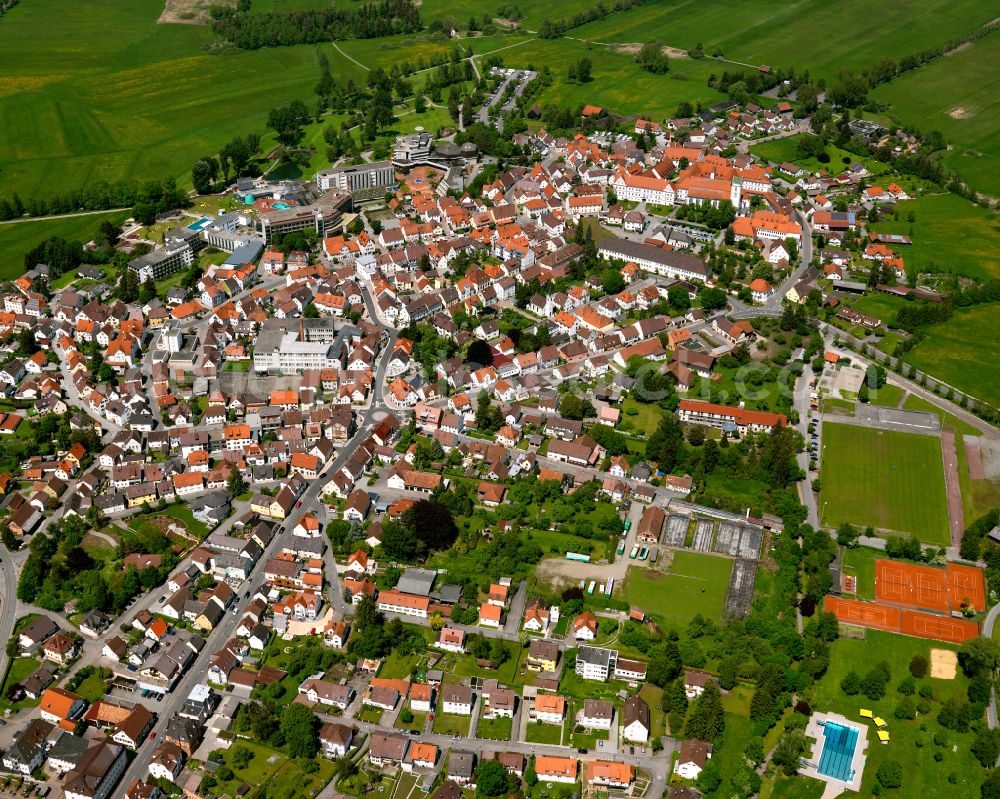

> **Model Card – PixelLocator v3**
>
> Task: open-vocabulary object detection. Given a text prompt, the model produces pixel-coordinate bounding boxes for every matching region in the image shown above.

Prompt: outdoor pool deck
[800,712,869,799]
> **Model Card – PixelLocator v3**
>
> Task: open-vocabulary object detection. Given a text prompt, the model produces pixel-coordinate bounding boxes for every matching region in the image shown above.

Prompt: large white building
[317,161,395,194]
[598,238,711,282]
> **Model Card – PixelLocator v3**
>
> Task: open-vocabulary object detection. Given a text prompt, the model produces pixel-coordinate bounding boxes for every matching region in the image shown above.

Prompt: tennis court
[825,596,980,643]
[825,596,901,632]
[947,562,987,612]
[875,559,950,613]
[900,610,979,644]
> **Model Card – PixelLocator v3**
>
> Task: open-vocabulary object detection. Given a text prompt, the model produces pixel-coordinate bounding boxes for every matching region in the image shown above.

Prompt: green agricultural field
[872,36,1000,197]
[868,194,1000,281]
[567,0,996,81]
[820,422,950,543]
[501,38,726,118]
[809,630,981,799]
[622,552,732,628]
[0,211,128,280]
[900,305,1000,407]
[0,0,366,202]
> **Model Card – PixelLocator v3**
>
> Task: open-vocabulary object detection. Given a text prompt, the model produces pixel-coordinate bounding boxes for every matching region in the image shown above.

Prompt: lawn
[841,546,878,600]
[527,527,608,563]
[819,422,950,543]
[868,193,1000,281]
[74,673,109,703]
[379,650,419,680]
[357,705,384,724]
[808,630,981,799]
[432,712,472,737]
[476,715,513,741]
[702,474,774,517]
[871,36,1000,197]
[763,776,825,799]
[394,710,426,732]
[524,721,563,745]
[619,396,666,436]
[900,305,1000,407]
[566,0,996,81]
[0,211,128,280]
[622,552,732,628]
[844,293,911,324]
[638,683,665,739]
[751,135,889,177]
[0,657,41,713]
[211,740,336,799]
[449,644,522,685]
[866,383,905,408]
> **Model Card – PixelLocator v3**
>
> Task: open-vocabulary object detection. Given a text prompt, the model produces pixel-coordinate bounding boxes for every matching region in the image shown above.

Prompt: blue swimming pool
[187,217,212,231]
[818,722,858,782]
[272,201,293,210]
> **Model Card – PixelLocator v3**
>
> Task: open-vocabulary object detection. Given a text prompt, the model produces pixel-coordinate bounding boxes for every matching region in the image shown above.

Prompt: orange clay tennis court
[825,596,900,631]
[825,596,980,643]
[875,560,950,613]
[900,610,979,644]
[947,562,987,612]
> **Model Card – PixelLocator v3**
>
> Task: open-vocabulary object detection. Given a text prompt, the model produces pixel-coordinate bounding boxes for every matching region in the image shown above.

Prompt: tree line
[537,0,643,39]
[0,177,184,223]
[209,0,422,50]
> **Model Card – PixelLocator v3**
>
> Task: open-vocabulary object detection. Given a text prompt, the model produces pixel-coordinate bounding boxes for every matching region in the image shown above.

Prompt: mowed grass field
[868,194,1000,281]
[809,631,982,799]
[622,552,731,628]
[901,305,1000,407]
[820,422,950,543]
[871,35,1000,197]
[567,0,996,80]
[0,211,129,279]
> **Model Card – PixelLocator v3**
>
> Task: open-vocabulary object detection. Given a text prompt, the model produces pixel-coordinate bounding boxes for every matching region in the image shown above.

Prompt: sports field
[871,36,1000,197]
[622,552,731,628]
[820,422,950,543]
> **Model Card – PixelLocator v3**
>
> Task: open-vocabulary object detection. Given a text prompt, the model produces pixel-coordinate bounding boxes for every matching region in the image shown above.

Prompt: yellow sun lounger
[877,730,890,743]
[874,717,887,728]
[860,709,874,719]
